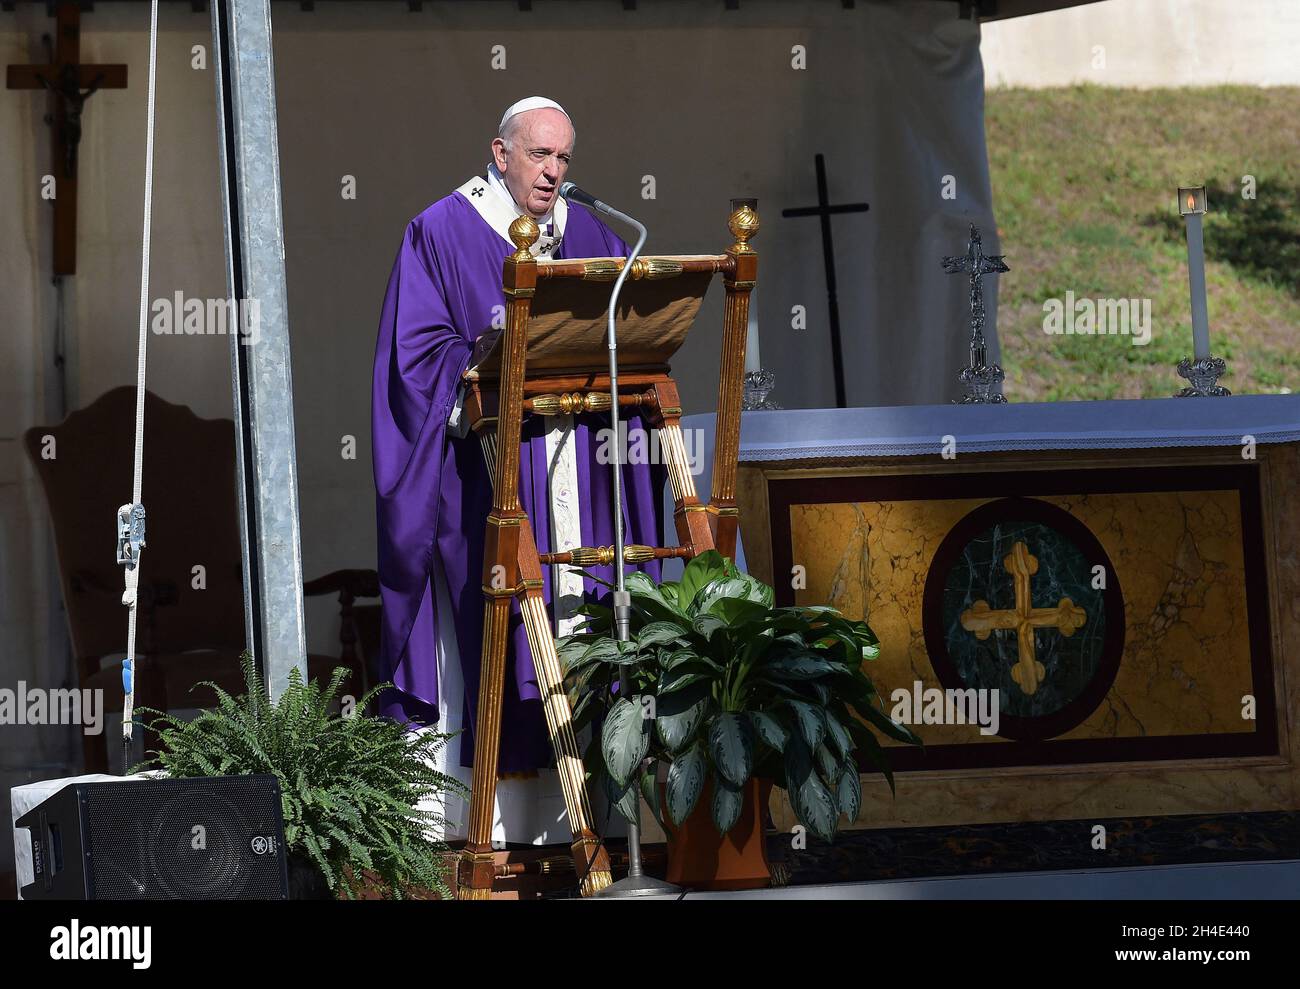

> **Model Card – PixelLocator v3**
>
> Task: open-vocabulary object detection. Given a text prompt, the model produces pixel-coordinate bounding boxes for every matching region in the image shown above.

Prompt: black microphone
[558,181,614,216]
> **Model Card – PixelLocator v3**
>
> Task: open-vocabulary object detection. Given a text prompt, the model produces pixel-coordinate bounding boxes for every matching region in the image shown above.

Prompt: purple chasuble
[372,189,667,773]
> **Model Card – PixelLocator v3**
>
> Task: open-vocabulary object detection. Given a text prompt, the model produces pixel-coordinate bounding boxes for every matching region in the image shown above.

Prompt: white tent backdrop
[1,19,79,880]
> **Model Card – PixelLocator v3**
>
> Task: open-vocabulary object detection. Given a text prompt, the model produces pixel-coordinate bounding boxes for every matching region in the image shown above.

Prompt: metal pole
[589,206,680,898]
[211,0,308,697]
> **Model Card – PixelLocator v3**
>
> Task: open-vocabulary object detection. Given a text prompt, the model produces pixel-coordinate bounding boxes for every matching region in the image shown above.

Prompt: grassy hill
[985,85,1300,401]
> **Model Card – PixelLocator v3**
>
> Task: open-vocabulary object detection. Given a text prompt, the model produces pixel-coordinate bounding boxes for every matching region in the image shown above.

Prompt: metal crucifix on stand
[942,224,1009,404]
[782,153,870,409]
[6,2,128,275]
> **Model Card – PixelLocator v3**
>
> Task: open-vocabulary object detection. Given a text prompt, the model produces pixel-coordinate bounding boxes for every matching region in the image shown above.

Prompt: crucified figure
[38,60,106,180]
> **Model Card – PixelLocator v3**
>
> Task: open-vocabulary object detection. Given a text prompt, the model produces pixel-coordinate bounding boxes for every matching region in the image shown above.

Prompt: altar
[684,394,1300,858]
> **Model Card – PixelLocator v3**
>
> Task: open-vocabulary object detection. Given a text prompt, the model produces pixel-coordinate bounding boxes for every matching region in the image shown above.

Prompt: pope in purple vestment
[372,98,666,777]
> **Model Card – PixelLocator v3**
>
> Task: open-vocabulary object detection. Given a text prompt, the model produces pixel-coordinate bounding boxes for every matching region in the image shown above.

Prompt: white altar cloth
[727,395,1300,461]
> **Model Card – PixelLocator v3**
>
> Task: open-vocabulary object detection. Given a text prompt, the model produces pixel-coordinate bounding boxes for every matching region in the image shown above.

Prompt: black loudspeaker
[16,774,289,900]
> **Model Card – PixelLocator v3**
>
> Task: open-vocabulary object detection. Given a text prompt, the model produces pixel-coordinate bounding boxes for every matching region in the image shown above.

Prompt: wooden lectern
[456,203,759,898]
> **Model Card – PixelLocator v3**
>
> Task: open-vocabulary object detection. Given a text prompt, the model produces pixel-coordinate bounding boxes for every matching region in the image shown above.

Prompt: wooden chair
[24,387,379,772]
[456,202,759,898]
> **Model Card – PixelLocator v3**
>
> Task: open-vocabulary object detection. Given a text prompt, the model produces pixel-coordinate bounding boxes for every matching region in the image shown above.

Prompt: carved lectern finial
[509,215,540,261]
[728,203,760,254]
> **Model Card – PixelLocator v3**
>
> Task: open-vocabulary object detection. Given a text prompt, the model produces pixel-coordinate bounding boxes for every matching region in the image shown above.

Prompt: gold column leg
[457,588,513,900]
[458,216,540,899]
[711,205,759,561]
[650,380,714,558]
[519,586,612,895]
[470,427,613,896]
[656,420,714,557]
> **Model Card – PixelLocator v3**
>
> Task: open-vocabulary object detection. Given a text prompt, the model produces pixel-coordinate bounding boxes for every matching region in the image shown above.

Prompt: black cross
[470,186,484,198]
[782,153,870,408]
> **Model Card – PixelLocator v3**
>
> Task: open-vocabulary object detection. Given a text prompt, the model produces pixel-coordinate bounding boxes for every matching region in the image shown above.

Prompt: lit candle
[1179,187,1211,361]
[745,282,761,374]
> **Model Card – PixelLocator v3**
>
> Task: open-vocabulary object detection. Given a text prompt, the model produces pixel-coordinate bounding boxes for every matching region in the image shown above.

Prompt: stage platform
[639,859,1300,900]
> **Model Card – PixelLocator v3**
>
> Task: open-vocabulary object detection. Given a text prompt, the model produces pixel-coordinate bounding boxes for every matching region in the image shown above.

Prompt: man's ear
[491,138,508,171]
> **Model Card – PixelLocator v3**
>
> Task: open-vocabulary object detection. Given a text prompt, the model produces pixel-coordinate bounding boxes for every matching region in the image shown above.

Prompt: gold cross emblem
[959,541,1087,696]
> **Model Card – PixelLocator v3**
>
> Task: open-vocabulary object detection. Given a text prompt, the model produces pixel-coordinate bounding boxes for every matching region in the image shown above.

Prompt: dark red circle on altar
[921,496,1125,742]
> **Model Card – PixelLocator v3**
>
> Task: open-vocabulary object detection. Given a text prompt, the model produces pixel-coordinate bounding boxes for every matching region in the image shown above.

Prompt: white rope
[132,0,158,503]
[120,0,160,759]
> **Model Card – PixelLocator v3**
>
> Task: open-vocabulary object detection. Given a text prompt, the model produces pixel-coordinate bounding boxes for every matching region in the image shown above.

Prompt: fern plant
[133,654,466,899]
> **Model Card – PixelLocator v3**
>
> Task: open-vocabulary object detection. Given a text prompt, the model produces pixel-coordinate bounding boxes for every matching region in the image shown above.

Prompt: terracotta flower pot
[661,777,773,891]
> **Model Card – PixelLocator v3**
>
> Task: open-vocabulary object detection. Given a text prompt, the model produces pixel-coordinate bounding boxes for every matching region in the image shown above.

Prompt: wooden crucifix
[782,153,869,409]
[6,2,127,275]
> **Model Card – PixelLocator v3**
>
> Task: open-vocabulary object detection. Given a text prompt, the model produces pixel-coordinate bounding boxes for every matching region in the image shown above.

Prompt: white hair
[499,110,576,154]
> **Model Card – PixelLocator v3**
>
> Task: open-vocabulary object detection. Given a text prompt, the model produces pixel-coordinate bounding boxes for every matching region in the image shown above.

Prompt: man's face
[491,108,574,219]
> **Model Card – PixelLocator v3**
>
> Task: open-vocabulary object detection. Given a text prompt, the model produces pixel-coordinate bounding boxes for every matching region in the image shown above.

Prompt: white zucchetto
[498,96,571,135]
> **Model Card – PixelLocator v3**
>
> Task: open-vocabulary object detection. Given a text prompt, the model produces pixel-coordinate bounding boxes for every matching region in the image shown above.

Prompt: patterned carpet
[770,812,1300,886]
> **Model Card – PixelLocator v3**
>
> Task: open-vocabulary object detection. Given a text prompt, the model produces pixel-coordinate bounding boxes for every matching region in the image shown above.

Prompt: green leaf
[639,768,664,830]
[851,620,880,646]
[759,610,820,634]
[783,739,839,843]
[708,713,753,787]
[601,697,650,788]
[838,765,862,823]
[764,653,843,681]
[582,636,641,666]
[815,743,840,783]
[666,743,707,826]
[709,573,774,610]
[748,575,776,608]
[747,710,789,752]
[569,688,601,734]
[658,669,712,696]
[663,648,721,673]
[655,682,710,754]
[635,621,691,651]
[556,633,598,666]
[823,710,854,762]
[677,550,730,612]
[709,597,771,628]
[692,614,728,641]
[570,567,618,590]
[624,571,686,622]
[603,769,640,828]
[846,722,897,796]
[855,700,923,746]
[835,672,880,710]
[785,699,826,751]
[812,629,865,666]
[711,774,744,835]
[693,576,764,618]
[573,602,613,625]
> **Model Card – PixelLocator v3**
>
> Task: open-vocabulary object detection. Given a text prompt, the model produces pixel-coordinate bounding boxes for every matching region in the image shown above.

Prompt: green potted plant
[134,655,467,899]
[558,551,921,890]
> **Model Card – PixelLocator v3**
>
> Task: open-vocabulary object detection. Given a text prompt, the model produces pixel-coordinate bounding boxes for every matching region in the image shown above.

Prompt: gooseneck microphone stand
[558,181,681,898]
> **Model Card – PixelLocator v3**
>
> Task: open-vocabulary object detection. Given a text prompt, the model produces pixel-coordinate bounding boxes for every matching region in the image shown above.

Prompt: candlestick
[1174,187,1229,398]
[1183,200,1210,360]
[745,282,761,374]
[741,368,782,410]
